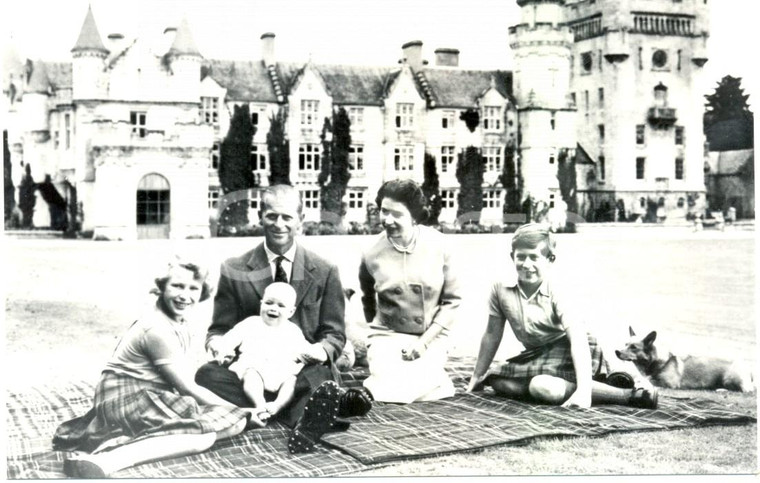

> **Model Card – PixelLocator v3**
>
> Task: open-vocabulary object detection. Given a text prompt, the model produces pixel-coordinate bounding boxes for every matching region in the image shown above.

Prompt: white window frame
[440,145,455,173]
[301,100,319,126]
[210,141,221,170]
[441,189,457,209]
[64,112,73,149]
[483,189,503,209]
[130,111,147,138]
[251,143,267,171]
[483,106,502,131]
[248,189,261,211]
[483,146,502,172]
[301,189,320,209]
[200,97,219,128]
[395,103,414,129]
[298,144,321,171]
[441,110,456,129]
[349,145,364,171]
[347,190,365,210]
[208,188,220,209]
[348,107,364,128]
[394,146,414,171]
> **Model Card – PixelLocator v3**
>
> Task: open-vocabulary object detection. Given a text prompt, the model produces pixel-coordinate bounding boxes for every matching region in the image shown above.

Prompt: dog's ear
[629,326,636,337]
[643,331,657,346]
[344,288,356,300]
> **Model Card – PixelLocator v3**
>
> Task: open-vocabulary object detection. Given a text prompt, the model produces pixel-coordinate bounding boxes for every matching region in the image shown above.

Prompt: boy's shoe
[288,381,341,454]
[606,371,635,389]
[338,387,373,417]
[63,454,108,479]
[629,386,659,409]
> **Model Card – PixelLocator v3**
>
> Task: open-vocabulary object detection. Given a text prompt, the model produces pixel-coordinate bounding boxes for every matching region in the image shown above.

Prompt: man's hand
[401,338,427,361]
[466,374,488,393]
[561,389,591,409]
[206,337,228,363]
[299,343,328,364]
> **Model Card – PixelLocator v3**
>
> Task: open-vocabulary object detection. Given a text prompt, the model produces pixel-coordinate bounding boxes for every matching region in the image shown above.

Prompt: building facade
[3,0,710,239]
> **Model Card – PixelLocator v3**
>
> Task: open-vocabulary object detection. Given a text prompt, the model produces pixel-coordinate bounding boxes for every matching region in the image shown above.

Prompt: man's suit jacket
[207,242,346,362]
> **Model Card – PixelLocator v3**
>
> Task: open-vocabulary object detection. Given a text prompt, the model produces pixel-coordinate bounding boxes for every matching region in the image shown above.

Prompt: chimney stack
[401,40,423,70]
[261,32,275,66]
[107,33,125,53]
[434,48,460,67]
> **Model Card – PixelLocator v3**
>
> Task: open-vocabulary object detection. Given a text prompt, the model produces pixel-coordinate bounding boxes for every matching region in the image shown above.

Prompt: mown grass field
[3,229,757,476]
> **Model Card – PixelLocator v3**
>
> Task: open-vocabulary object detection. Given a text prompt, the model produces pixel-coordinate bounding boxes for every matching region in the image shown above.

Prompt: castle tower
[165,16,203,102]
[509,0,577,211]
[70,5,108,100]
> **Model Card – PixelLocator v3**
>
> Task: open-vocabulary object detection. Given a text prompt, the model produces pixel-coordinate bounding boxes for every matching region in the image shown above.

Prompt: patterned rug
[6,357,755,478]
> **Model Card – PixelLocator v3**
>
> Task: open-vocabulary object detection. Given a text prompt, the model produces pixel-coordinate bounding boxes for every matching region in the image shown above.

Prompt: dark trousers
[195,362,334,428]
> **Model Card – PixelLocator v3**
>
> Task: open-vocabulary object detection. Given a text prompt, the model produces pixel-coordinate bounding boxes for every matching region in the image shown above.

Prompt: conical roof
[25,60,50,94]
[71,5,108,54]
[168,16,201,57]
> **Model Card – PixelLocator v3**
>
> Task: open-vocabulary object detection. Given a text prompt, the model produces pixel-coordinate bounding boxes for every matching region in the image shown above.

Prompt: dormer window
[442,110,455,129]
[483,106,502,131]
[200,97,219,128]
[395,103,414,129]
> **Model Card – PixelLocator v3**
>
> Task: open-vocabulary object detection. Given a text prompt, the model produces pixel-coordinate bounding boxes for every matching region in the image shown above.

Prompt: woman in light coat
[358,179,462,403]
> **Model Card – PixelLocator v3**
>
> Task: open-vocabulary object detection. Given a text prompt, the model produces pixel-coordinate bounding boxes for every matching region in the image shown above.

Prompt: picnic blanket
[6,357,756,478]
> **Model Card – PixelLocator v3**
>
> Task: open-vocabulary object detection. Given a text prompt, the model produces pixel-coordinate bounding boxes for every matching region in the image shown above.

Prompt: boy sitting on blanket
[467,223,658,409]
[211,283,312,423]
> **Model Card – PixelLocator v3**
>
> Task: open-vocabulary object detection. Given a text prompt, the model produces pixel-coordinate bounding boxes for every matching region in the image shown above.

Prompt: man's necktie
[274,256,288,283]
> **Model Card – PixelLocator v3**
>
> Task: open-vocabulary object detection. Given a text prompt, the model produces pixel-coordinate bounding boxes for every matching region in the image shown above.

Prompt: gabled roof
[168,16,201,57]
[43,62,72,89]
[278,63,396,106]
[203,60,278,102]
[71,5,108,54]
[421,68,512,108]
[25,61,51,94]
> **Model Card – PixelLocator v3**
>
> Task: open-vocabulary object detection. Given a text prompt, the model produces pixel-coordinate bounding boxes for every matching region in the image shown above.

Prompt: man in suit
[195,185,371,451]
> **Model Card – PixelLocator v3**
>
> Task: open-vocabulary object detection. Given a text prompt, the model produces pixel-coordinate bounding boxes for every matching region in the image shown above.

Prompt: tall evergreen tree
[499,141,521,216]
[704,75,754,150]
[218,104,255,228]
[421,152,441,225]
[18,163,36,228]
[4,130,15,223]
[267,107,291,186]
[557,148,578,215]
[318,107,351,226]
[456,146,485,224]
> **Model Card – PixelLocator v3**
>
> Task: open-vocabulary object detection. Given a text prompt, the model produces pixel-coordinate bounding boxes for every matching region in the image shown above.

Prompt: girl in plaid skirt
[53,257,258,478]
[467,224,658,410]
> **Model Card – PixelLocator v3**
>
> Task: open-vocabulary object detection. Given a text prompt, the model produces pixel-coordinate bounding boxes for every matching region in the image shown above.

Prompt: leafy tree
[421,152,441,225]
[318,107,352,226]
[37,174,68,230]
[455,146,485,224]
[267,107,291,186]
[704,75,754,150]
[459,108,480,133]
[4,130,14,223]
[18,163,36,228]
[218,104,255,228]
[499,141,521,216]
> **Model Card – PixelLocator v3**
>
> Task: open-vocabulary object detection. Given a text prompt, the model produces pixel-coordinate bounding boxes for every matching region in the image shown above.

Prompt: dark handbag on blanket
[506,334,567,363]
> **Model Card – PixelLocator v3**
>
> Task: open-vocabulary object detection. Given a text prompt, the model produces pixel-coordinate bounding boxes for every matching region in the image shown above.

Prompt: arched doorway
[136,173,170,239]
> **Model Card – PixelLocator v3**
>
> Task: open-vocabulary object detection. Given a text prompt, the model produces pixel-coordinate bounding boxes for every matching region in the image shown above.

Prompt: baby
[212,282,311,423]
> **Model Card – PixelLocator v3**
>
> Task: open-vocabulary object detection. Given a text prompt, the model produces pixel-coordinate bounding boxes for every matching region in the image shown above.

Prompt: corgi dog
[615,328,754,392]
[335,288,370,371]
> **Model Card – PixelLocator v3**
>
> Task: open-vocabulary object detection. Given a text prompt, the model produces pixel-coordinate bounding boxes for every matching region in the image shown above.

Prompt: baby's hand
[263,402,282,417]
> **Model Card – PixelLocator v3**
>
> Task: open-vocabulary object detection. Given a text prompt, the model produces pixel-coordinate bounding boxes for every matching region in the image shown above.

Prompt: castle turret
[509,0,576,209]
[165,16,202,102]
[71,5,108,100]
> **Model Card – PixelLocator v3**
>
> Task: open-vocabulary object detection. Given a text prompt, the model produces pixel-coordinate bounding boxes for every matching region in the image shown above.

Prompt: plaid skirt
[487,333,610,383]
[53,371,249,454]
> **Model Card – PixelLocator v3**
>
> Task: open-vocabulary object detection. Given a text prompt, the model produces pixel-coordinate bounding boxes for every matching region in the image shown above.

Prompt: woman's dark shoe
[288,381,341,454]
[338,387,373,417]
[629,386,659,409]
[606,371,635,389]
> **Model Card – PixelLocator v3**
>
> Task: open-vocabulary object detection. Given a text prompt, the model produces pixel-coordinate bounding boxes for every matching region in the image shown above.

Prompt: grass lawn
[3,229,757,476]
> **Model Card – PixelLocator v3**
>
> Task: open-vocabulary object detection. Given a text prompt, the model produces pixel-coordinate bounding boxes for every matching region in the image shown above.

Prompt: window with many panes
[349,145,364,171]
[483,146,502,172]
[136,174,169,225]
[440,145,455,173]
[394,146,414,171]
[482,189,503,209]
[208,188,220,210]
[301,100,319,126]
[298,144,321,171]
[130,111,147,138]
[675,158,684,180]
[251,144,267,171]
[302,189,319,209]
[64,112,72,149]
[675,126,684,145]
[636,124,645,145]
[250,105,266,130]
[441,110,456,129]
[210,142,220,170]
[348,107,364,128]
[636,157,646,179]
[347,190,365,210]
[441,189,457,209]
[248,190,261,211]
[483,107,502,131]
[200,97,219,127]
[395,103,414,129]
